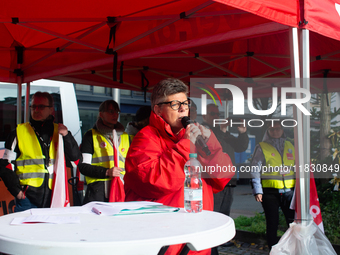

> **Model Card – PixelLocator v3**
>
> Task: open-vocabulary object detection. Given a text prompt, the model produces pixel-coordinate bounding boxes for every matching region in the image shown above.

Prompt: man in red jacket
[124,78,234,255]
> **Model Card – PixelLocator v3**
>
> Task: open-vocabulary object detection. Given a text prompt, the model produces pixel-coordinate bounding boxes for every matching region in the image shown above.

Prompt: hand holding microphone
[181,117,211,156]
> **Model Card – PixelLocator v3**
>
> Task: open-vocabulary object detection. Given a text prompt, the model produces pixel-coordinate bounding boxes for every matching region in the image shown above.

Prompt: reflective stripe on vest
[92,155,114,164]
[259,141,296,189]
[85,130,131,185]
[16,123,58,188]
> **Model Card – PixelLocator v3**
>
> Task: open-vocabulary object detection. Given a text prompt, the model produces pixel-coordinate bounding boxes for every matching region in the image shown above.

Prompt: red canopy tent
[1,0,339,86]
[1,0,339,91]
[1,0,340,234]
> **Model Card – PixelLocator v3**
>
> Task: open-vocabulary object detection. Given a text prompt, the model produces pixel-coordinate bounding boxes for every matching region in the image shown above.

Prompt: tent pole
[301,28,311,222]
[247,39,251,78]
[224,99,229,131]
[16,77,22,125]
[24,82,31,123]
[112,88,120,122]
[289,27,306,223]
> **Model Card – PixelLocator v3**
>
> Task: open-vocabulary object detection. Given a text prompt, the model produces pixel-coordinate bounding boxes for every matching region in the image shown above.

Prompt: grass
[234,205,340,246]
[234,210,288,237]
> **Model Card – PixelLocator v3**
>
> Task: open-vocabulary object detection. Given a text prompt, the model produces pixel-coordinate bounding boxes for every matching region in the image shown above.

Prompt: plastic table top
[0,208,235,255]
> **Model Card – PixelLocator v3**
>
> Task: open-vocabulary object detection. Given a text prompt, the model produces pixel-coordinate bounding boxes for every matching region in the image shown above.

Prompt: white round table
[0,208,235,255]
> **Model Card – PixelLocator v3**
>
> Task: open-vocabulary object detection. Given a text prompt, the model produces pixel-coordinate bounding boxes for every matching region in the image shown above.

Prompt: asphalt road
[230,184,264,219]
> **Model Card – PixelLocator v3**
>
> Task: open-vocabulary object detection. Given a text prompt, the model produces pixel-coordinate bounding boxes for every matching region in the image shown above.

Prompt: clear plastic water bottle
[184,153,203,213]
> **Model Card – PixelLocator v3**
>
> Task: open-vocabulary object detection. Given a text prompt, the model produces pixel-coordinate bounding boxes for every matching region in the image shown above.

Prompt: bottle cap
[189,153,197,158]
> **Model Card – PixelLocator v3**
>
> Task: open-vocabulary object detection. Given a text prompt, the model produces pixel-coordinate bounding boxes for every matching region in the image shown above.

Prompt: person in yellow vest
[250,121,295,250]
[78,100,132,204]
[0,92,81,212]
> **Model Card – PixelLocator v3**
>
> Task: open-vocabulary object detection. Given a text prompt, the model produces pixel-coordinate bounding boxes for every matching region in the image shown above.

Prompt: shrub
[317,181,340,245]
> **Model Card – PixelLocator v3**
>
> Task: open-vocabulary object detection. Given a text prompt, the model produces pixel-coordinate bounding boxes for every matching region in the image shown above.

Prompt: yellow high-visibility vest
[16,123,58,189]
[259,141,296,189]
[85,129,132,185]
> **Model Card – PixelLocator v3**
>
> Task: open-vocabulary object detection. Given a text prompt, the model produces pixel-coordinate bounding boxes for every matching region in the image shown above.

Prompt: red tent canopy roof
[0,0,340,95]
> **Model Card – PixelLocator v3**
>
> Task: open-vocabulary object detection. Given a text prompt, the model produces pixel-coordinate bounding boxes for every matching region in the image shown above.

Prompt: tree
[320,93,332,160]
[310,92,340,163]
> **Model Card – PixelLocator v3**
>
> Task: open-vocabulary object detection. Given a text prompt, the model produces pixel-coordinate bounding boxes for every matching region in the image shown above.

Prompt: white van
[0,79,82,215]
[0,79,81,147]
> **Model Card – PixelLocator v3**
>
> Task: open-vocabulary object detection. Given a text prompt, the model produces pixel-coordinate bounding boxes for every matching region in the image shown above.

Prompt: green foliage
[316,181,340,245]
[310,104,340,163]
[310,100,340,245]
[310,94,340,122]
[234,211,288,237]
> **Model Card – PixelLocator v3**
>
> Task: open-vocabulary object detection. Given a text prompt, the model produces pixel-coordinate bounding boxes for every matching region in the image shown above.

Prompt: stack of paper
[89,201,180,216]
[13,201,180,225]
[117,205,180,215]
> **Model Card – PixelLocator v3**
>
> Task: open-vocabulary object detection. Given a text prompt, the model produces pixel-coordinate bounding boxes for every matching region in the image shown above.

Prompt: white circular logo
[310,205,320,218]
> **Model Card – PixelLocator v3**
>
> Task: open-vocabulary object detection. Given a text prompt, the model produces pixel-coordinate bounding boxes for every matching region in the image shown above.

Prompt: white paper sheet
[30,206,91,215]
[11,215,80,225]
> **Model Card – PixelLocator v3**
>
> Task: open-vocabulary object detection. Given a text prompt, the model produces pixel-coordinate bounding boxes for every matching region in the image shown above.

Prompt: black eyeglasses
[208,112,219,117]
[30,105,52,110]
[157,100,191,110]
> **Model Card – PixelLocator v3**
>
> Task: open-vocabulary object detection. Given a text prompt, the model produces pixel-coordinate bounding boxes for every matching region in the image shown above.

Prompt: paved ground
[218,240,269,255]
[229,184,263,219]
[217,184,269,255]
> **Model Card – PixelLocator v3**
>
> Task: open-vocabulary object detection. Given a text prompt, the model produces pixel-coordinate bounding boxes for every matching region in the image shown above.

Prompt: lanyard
[31,125,51,149]
[31,124,52,168]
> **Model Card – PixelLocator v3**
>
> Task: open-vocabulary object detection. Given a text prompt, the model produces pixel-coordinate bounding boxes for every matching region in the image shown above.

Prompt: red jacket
[124,112,234,254]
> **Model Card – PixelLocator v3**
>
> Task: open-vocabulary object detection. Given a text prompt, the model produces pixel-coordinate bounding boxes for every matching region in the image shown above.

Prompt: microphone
[181,117,211,156]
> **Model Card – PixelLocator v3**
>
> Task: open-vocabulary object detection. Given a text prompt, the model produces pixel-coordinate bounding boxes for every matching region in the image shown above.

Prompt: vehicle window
[0,83,62,144]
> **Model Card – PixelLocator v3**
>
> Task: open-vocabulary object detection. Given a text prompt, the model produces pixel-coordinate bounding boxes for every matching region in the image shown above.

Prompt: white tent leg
[289,27,307,222]
[16,77,22,125]
[301,28,311,222]
[113,88,120,121]
[24,82,30,123]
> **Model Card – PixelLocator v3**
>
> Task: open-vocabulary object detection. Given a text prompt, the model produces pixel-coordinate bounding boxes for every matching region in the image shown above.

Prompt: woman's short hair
[98,100,119,113]
[31,91,54,107]
[151,78,188,108]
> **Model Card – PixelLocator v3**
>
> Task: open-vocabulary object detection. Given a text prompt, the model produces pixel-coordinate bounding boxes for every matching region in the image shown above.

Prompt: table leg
[158,245,169,255]
[179,244,190,255]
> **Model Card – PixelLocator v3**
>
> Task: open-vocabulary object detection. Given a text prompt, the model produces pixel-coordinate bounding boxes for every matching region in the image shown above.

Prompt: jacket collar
[149,111,185,141]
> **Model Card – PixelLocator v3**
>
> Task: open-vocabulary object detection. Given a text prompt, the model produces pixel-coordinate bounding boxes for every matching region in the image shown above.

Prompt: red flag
[109,177,125,202]
[51,134,70,208]
[108,130,125,202]
[310,172,324,232]
[290,170,324,232]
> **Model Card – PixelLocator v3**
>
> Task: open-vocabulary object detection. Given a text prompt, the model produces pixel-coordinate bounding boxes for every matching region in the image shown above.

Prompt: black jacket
[0,116,81,208]
[202,122,249,186]
[78,122,128,204]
